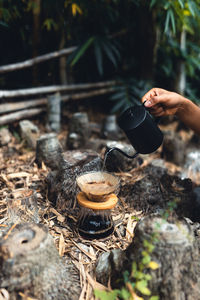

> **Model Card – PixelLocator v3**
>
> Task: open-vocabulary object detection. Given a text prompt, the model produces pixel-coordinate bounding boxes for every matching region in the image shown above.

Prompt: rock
[19,120,40,149]
[0,223,80,300]
[0,128,12,146]
[96,249,125,286]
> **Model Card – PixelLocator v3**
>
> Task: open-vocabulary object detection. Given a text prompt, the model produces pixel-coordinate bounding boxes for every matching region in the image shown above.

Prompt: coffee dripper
[76,171,119,239]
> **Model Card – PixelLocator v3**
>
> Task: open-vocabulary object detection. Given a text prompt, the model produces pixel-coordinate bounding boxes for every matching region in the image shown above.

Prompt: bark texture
[0,223,80,300]
[47,150,103,210]
[124,215,200,300]
[36,133,63,169]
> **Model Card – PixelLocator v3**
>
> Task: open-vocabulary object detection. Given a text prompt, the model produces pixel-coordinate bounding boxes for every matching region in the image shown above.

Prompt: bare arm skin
[141,88,200,135]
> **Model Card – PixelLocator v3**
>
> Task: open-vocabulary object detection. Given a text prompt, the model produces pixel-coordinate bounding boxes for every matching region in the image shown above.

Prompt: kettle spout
[105,147,139,160]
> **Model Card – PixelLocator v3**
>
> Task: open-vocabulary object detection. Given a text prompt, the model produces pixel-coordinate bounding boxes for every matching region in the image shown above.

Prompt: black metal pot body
[117,105,163,154]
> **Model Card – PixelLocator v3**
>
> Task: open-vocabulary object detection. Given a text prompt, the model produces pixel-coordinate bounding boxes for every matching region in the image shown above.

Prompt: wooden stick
[0,98,46,114]
[0,108,44,125]
[0,87,115,125]
[0,46,77,74]
[62,86,114,102]
[0,87,114,115]
[0,81,116,98]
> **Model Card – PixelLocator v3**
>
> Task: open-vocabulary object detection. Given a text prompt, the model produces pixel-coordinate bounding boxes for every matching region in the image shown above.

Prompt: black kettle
[106,103,164,159]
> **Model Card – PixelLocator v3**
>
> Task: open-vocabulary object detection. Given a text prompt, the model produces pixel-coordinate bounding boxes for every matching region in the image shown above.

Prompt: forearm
[176,96,200,135]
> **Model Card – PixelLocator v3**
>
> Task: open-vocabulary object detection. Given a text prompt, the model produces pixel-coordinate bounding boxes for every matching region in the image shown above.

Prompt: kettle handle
[143,100,161,124]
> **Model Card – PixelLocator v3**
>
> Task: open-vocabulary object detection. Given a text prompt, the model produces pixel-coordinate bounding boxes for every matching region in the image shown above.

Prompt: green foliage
[69,35,120,76]
[69,37,95,66]
[1,0,200,103]
[148,0,200,34]
[109,79,151,113]
[94,198,180,300]
[94,289,120,300]
[94,233,159,300]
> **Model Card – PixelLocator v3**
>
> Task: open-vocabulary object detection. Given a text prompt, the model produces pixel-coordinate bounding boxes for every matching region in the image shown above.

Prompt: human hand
[141,88,184,117]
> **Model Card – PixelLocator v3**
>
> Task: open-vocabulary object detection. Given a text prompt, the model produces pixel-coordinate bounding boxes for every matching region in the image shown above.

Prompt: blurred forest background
[1,0,200,114]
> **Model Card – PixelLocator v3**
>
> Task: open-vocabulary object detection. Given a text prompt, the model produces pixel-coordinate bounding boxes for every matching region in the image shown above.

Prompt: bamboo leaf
[178,0,184,9]
[102,40,118,68]
[150,0,157,9]
[109,91,126,101]
[94,39,104,75]
[0,20,8,27]
[109,42,121,60]
[111,98,126,113]
[71,37,94,66]
[71,3,82,16]
[164,10,170,33]
[169,9,176,34]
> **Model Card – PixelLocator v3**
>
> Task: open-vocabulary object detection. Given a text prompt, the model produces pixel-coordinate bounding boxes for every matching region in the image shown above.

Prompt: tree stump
[124,215,200,300]
[36,133,63,169]
[119,159,195,220]
[19,120,40,149]
[47,149,103,210]
[47,92,61,132]
[0,223,80,300]
[162,130,186,165]
[66,112,91,150]
[96,215,200,300]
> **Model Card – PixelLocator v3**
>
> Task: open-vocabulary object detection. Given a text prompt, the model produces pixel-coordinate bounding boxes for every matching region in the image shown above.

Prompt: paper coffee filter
[76,171,119,197]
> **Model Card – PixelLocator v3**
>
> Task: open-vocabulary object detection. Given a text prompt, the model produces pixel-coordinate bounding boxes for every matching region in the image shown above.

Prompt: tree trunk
[137,6,158,81]
[175,28,187,95]
[32,0,41,85]
[59,31,68,85]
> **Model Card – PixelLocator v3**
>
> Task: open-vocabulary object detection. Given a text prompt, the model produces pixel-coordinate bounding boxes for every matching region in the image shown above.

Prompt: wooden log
[0,87,114,115]
[0,108,44,125]
[0,46,77,74]
[0,98,46,114]
[0,81,115,98]
[62,86,114,102]
[0,223,80,300]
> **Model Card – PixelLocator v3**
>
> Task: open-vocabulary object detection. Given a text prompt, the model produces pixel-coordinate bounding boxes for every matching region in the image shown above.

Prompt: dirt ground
[0,111,198,300]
